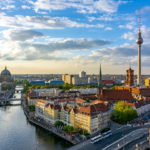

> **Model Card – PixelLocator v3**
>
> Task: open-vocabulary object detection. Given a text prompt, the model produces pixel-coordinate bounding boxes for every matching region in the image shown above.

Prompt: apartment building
[35,99,111,134]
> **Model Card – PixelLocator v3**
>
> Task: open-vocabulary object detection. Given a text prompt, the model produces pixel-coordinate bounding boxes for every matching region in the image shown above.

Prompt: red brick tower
[126,67,134,86]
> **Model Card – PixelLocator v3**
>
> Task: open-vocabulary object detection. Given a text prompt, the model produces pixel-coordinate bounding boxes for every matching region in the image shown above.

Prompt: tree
[85,98,90,103]
[2,84,12,91]
[64,125,75,133]
[54,121,64,127]
[79,129,89,136]
[101,127,110,133]
[111,101,137,124]
[28,105,35,112]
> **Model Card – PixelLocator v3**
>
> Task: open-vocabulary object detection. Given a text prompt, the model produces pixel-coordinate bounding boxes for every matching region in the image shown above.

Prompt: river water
[0,88,72,150]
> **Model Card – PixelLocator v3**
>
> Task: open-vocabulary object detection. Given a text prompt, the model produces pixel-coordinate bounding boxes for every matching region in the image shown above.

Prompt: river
[0,87,72,150]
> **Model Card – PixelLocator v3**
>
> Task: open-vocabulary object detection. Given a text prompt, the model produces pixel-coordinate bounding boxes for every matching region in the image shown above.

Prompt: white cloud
[0,13,105,29]
[0,0,15,10]
[72,42,150,67]
[119,21,136,30]
[105,27,113,31]
[122,32,135,40]
[87,13,135,23]
[136,6,150,15]
[87,15,114,22]
[0,30,111,61]
[28,0,127,14]
[3,29,43,41]
[1,29,150,69]
[21,5,31,9]
[93,0,125,13]
[122,26,150,43]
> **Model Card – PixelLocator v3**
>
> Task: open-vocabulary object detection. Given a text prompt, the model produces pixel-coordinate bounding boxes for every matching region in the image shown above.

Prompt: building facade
[35,99,111,134]
[126,67,134,87]
[145,78,150,87]
[62,74,88,85]
[62,74,74,84]
[0,67,14,90]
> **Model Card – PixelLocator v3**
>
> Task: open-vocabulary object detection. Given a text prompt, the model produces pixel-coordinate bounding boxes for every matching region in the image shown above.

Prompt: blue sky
[0,0,150,74]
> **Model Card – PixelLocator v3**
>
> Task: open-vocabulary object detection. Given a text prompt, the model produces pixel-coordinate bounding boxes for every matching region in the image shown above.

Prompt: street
[68,124,150,150]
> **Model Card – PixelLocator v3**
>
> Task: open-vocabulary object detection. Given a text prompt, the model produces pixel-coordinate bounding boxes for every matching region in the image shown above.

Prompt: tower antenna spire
[138,14,142,32]
[98,63,103,99]
[129,62,131,69]
[136,13,143,87]
[98,63,102,88]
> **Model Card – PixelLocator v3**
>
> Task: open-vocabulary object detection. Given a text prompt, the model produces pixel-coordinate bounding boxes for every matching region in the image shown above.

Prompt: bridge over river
[0,85,24,105]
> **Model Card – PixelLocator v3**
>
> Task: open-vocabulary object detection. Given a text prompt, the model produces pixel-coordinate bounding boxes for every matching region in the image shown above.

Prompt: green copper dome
[1,66,11,76]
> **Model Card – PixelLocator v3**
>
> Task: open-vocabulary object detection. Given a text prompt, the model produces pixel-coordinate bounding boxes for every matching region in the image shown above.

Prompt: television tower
[136,16,143,86]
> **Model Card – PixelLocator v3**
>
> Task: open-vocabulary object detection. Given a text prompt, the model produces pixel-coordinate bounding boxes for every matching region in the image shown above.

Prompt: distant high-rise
[79,71,86,78]
[136,27,143,86]
[126,67,134,87]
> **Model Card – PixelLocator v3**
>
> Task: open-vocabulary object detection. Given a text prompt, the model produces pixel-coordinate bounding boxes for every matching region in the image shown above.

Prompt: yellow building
[35,99,48,119]
[35,99,111,134]
[35,100,60,124]
[62,74,82,85]
[44,104,60,124]
[62,74,73,84]
[60,105,72,125]
[145,78,150,87]
[71,103,111,134]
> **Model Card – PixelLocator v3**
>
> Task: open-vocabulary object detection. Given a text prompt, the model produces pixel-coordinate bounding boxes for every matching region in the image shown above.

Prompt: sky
[0,0,150,74]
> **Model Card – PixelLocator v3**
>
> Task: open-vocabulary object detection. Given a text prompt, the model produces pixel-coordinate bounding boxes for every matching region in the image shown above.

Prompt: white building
[70,88,98,94]
[72,75,88,85]
[27,88,62,105]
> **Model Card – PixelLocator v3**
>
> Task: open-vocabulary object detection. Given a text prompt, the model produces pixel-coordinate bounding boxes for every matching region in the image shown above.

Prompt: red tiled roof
[45,103,61,110]
[102,80,115,85]
[78,102,110,115]
[100,89,134,101]
[76,98,85,103]
[90,99,109,105]
[56,99,75,103]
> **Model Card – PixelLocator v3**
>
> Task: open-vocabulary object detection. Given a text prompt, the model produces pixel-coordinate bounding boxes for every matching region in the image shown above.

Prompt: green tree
[28,105,35,112]
[64,125,75,133]
[85,98,90,103]
[54,121,64,127]
[79,129,89,136]
[101,127,110,133]
[111,101,137,124]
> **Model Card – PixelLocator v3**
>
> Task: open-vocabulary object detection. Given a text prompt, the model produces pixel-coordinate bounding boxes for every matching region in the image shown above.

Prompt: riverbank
[22,99,81,145]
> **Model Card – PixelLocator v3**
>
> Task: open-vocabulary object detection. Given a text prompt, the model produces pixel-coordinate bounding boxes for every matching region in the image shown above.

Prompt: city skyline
[0,0,150,74]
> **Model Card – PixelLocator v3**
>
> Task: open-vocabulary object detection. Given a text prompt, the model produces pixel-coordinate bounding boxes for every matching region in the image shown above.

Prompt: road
[121,134,147,150]
[68,124,150,150]
[102,128,148,150]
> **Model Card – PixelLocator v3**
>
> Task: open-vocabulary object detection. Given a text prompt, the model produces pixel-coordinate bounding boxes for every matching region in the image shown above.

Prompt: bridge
[0,85,24,105]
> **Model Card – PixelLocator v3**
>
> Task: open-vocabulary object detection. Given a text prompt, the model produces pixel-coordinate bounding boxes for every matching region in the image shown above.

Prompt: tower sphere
[136,31,143,45]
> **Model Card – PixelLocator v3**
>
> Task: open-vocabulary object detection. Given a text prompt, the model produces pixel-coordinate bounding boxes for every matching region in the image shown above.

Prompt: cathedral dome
[1,67,11,76]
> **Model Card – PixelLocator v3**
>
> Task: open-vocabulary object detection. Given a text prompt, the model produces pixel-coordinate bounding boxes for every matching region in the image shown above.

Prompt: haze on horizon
[0,0,150,74]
